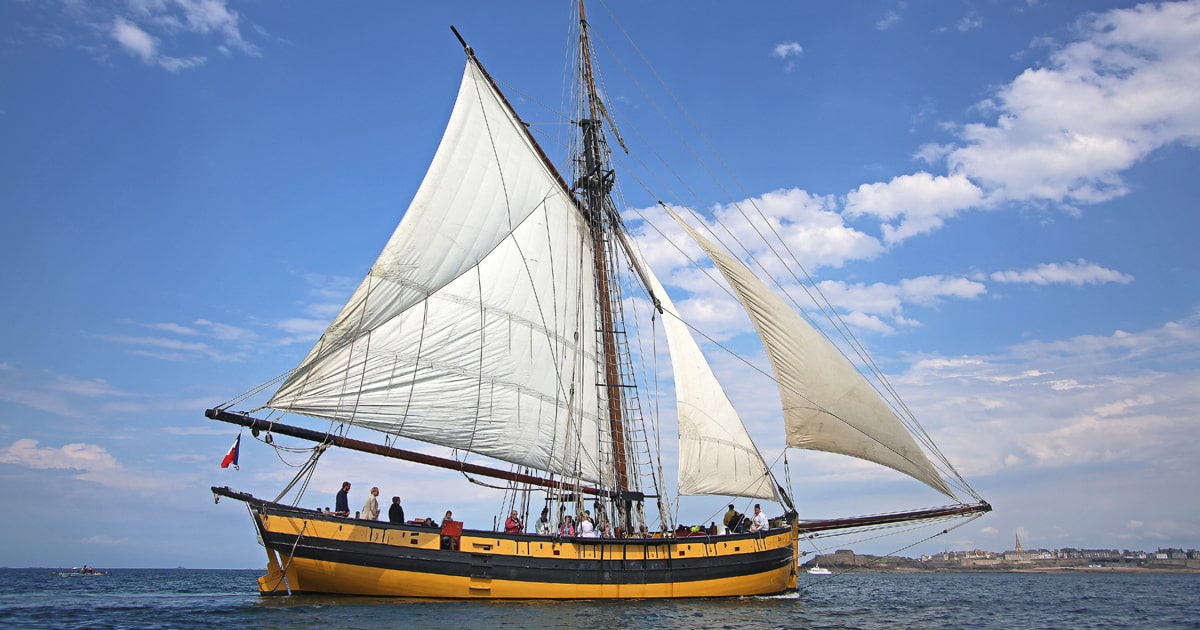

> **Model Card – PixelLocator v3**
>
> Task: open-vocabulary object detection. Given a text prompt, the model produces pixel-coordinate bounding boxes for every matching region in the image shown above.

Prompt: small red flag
[221,433,241,470]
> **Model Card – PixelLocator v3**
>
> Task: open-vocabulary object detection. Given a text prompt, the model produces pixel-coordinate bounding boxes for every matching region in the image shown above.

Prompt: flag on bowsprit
[221,433,241,470]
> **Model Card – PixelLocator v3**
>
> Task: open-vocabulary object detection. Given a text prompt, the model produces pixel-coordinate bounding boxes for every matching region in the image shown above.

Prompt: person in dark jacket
[723,504,742,534]
[389,496,405,524]
[335,481,351,516]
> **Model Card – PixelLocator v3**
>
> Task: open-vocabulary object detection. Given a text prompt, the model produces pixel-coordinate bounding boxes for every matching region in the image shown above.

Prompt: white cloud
[47,0,263,72]
[276,317,328,344]
[848,1,1200,244]
[111,17,156,62]
[943,1,1200,206]
[899,314,1200,480]
[988,259,1133,286]
[804,275,984,332]
[956,13,983,32]
[844,172,984,244]
[899,275,988,305]
[110,15,205,72]
[81,535,130,545]
[0,367,139,418]
[772,42,802,59]
[0,439,170,493]
[772,41,803,71]
[0,439,120,472]
[876,9,903,31]
[644,188,884,277]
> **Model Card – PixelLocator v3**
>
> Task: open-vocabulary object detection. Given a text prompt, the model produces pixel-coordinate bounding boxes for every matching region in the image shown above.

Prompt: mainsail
[667,209,955,498]
[268,60,607,483]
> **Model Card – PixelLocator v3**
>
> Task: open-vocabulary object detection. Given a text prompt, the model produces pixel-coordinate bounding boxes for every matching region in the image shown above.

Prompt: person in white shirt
[750,503,769,532]
[578,511,598,537]
[535,507,553,535]
[361,486,381,520]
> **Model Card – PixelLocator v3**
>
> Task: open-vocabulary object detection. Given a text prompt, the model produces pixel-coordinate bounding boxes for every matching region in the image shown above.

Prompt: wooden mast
[577,1,631,516]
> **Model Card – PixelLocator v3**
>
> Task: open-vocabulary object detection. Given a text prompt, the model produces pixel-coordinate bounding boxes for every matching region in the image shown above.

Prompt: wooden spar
[796,501,992,534]
[205,408,645,502]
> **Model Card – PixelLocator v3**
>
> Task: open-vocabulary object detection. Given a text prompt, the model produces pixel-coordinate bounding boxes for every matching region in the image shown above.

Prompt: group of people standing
[723,503,771,534]
[331,482,772,539]
[506,506,608,538]
[334,481,406,524]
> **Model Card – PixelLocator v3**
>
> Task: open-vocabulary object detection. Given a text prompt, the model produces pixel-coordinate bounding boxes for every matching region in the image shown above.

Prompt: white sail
[640,256,779,501]
[268,60,606,482]
[668,210,954,498]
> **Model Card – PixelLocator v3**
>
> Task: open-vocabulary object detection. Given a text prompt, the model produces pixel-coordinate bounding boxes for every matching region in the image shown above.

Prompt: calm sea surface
[0,568,1196,629]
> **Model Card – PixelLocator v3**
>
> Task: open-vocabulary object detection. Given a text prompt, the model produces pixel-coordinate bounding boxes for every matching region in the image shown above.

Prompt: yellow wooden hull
[220,489,797,599]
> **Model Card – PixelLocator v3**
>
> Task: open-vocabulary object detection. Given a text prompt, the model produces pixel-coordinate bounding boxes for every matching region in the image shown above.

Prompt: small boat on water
[56,567,105,577]
[806,564,832,576]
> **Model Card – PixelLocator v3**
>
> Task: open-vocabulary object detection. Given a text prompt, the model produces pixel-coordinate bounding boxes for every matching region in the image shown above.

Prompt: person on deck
[535,508,552,535]
[750,503,769,532]
[723,504,741,534]
[559,514,575,537]
[440,510,458,550]
[504,510,524,534]
[389,496,405,524]
[335,481,351,516]
[361,486,381,520]
[578,511,598,538]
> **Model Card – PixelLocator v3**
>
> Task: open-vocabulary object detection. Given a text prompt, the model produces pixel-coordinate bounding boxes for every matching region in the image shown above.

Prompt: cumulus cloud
[944,1,1200,205]
[844,172,984,244]
[0,439,120,472]
[638,188,883,278]
[0,438,168,492]
[772,41,803,71]
[988,259,1134,286]
[35,0,262,72]
[901,313,1200,479]
[772,42,803,59]
[855,1,1200,244]
[792,275,985,334]
[111,16,157,62]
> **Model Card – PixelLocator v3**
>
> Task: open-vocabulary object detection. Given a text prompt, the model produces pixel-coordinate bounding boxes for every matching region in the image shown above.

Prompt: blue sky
[1,0,1197,569]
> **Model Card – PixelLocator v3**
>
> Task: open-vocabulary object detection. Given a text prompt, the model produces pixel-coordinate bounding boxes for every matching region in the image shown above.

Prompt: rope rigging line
[219,369,291,410]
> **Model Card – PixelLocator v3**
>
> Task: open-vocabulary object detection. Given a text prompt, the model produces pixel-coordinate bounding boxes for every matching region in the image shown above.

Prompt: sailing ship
[207,2,989,599]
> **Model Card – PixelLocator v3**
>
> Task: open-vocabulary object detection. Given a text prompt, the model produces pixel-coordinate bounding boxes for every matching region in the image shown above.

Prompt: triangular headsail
[667,209,956,499]
[267,60,607,482]
[638,254,779,501]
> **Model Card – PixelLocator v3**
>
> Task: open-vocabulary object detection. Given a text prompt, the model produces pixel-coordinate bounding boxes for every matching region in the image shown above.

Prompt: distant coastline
[817,564,1200,574]
[805,548,1200,574]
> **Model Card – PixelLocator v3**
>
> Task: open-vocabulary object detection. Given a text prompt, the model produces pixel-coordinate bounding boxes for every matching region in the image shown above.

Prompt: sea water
[0,568,1196,628]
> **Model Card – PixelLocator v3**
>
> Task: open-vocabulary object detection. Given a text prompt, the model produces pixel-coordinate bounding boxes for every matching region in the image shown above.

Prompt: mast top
[450,25,473,57]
